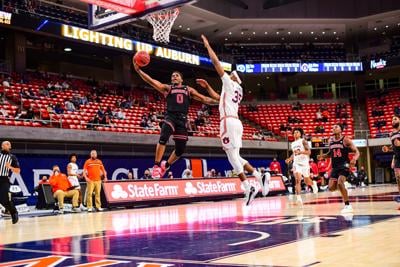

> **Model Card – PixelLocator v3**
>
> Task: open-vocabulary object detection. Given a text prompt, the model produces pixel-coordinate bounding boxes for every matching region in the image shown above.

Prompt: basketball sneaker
[258,172,270,196]
[160,160,170,178]
[245,186,256,206]
[341,204,353,213]
[151,164,162,179]
[312,181,319,194]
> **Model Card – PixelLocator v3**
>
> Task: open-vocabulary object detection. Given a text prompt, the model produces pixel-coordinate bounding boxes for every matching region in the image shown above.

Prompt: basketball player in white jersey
[67,154,86,211]
[200,35,269,205]
[285,128,318,205]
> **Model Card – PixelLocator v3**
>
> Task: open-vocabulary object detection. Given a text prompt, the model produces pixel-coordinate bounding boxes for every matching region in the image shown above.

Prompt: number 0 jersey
[166,84,190,115]
[219,73,243,119]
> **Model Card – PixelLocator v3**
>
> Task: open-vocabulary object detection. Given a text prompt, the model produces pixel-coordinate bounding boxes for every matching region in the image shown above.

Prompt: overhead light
[264,31,268,34]
[374,27,377,30]
[311,31,314,34]
[322,31,325,34]
[333,31,337,34]
[385,25,389,28]
[179,25,182,28]
[64,48,72,52]
[299,31,303,34]
[276,31,279,34]
[287,31,291,35]
[225,38,228,41]
[187,27,190,30]
[241,32,244,35]
[257,83,261,86]
[229,32,232,35]
[315,37,318,40]
[253,31,256,35]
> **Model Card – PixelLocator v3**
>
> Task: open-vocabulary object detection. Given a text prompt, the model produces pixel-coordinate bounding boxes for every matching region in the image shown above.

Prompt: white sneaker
[262,172,271,196]
[58,209,64,214]
[72,207,81,213]
[80,204,88,211]
[87,208,94,212]
[244,186,256,206]
[96,207,105,212]
[341,205,353,213]
[312,181,319,194]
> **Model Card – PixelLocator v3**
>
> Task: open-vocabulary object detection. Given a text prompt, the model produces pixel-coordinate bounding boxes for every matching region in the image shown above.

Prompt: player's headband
[231,71,242,85]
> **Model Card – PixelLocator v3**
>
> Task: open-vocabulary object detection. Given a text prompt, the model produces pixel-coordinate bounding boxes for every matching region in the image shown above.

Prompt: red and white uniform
[291,138,310,177]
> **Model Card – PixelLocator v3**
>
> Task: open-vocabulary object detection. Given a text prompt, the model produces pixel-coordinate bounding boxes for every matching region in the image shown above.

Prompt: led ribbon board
[61,24,232,71]
[236,62,363,73]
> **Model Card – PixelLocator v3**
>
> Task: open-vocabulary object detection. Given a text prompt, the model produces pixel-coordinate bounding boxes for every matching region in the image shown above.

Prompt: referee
[0,141,20,224]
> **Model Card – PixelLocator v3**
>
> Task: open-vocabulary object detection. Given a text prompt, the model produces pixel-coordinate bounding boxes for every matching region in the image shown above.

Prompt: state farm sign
[103,176,286,204]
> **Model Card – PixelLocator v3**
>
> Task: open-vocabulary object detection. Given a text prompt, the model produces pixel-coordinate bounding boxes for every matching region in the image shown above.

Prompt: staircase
[352,101,369,138]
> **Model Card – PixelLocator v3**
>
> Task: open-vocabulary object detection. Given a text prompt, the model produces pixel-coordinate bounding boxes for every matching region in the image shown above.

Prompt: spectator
[65,100,75,112]
[54,103,64,114]
[62,81,70,89]
[309,158,319,181]
[182,169,193,179]
[127,171,134,180]
[317,157,329,185]
[114,110,126,120]
[97,107,104,118]
[372,107,384,117]
[315,109,323,122]
[2,77,10,87]
[167,171,173,179]
[292,101,302,111]
[252,131,264,140]
[0,107,8,118]
[38,87,50,97]
[315,125,325,133]
[269,158,282,174]
[322,110,329,122]
[0,93,5,104]
[358,166,368,186]
[395,105,400,116]
[83,150,107,212]
[49,165,81,214]
[140,169,152,179]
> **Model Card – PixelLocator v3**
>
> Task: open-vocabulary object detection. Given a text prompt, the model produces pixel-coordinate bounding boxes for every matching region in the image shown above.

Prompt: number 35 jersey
[328,136,350,169]
[219,73,243,119]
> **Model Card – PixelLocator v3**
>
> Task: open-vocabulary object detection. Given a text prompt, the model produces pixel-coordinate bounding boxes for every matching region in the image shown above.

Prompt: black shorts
[163,113,188,140]
[330,168,350,180]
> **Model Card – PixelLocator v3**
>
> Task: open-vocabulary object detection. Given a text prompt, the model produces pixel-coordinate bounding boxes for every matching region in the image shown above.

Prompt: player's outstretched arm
[196,79,220,101]
[344,137,360,166]
[201,35,225,78]
[133,63,169,94]
[189,87,219,105]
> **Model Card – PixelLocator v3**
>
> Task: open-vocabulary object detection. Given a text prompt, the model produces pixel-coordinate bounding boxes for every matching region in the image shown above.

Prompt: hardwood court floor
[0,185,399,267]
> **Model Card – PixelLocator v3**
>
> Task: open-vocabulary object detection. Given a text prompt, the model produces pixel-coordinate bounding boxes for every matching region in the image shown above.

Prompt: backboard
[81,0,195,31]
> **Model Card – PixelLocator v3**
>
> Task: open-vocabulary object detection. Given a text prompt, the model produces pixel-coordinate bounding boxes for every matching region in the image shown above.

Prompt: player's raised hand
[196,79,209,88]
[133,62,140,72]
[285,158,292,164]
[201,34,210,47]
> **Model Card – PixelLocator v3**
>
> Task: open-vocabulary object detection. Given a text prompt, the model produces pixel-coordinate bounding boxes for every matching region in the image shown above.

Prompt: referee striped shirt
[0,151,20,178]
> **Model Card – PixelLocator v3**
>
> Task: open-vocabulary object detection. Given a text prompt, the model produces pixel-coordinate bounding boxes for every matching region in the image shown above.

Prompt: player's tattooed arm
[344,136,360,166]
[189,87,219,105]
[133,63,170,94]
[196,79,220,101]
[201,34,225,78]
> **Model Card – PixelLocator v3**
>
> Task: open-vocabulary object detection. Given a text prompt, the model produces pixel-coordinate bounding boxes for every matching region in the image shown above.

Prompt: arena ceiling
[63,0,400,43]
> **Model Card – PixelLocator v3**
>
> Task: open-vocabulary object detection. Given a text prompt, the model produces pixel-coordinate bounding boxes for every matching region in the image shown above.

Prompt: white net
[146,8,179,43]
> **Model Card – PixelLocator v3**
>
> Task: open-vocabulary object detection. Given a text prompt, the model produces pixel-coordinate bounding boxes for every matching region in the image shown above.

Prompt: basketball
[133,51,150,67]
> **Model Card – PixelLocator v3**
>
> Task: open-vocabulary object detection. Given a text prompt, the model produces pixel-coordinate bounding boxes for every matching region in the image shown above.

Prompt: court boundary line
[206,215,400,263]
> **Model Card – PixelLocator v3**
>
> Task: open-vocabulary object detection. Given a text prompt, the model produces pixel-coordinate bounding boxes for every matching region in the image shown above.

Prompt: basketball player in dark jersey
[134,63,218,178]
[382,114,400,207]
[319,124,360,213]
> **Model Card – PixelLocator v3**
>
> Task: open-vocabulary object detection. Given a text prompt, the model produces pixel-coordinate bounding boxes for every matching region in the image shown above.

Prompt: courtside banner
[103,176,286,203]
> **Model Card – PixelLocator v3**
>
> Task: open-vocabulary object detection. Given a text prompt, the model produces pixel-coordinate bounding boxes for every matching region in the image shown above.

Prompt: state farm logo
[184,182,198,195]
[111,184,128,199]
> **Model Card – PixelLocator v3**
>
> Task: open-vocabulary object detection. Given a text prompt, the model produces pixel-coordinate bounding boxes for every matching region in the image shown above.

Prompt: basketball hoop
[146,8,179,43]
